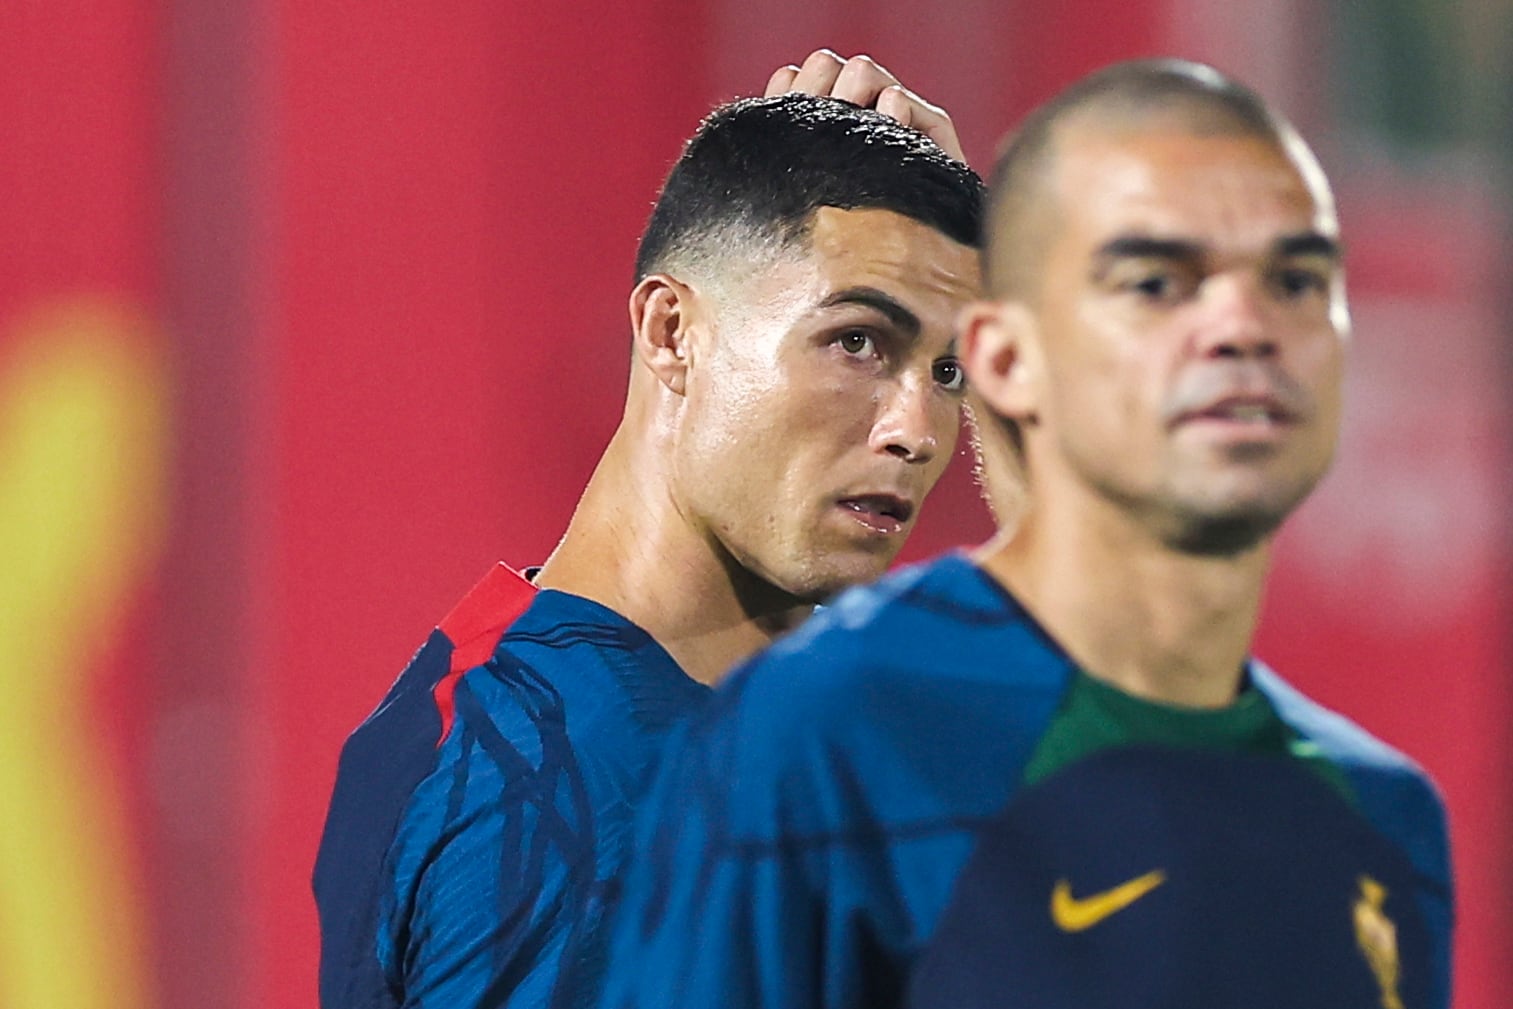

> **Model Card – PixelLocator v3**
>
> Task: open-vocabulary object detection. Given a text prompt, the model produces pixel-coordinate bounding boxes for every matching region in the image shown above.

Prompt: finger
[829,54,902,108]
[764,65,800,97]
[877,84,967,163]
[786,48,845,95]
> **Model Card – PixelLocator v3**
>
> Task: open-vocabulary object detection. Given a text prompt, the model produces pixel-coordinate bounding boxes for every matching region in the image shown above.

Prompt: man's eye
[1132,273,1175,299]
[933,357,966,392]
[1109,261,1197,303]
[837,330,877,357]
[1274,267,1328,298]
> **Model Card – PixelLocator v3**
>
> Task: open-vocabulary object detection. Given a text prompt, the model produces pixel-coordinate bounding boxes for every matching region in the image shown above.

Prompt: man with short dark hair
[313,52,985,1009]
[601,58,1452,1009]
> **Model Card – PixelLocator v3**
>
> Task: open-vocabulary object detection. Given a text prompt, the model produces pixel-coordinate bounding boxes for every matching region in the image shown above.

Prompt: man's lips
[1173,393,1300,428]
[836,494,915,534]
[1169,364,1311,431]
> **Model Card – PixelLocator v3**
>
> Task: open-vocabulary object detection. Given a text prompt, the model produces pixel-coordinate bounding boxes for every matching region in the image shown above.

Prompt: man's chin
[1157,470,1320,557]
[781,553,901,604]
[1162,501,1293,557]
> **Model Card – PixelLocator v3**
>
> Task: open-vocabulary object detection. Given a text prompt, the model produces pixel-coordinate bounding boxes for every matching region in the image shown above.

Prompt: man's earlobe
[958,301,1040,423]
[629,275,693,395]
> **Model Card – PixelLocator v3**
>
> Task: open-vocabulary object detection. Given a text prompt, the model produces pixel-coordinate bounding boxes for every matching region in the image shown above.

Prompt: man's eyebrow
[1276,232,1343,259]
[1094,236,1204,262]
[1093,233,1344,265]
[819,286,921,337]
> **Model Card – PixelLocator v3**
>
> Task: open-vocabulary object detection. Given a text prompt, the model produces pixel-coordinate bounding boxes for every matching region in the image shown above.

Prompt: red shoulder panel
[432,562,538,746]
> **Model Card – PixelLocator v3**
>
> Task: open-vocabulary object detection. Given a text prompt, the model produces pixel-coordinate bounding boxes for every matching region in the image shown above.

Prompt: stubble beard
[1153,467,1324,558]
[1159,506,1288,557]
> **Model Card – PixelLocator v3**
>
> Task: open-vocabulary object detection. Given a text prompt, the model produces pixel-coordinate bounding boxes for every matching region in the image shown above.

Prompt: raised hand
[764,49,966,163]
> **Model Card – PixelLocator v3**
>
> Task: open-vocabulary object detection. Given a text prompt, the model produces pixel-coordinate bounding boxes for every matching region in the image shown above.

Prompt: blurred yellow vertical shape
[0,301,167,1009]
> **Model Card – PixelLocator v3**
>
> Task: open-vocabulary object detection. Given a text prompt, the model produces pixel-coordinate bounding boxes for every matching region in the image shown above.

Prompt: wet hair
[985,58,1297,296]
[634,92,984,284]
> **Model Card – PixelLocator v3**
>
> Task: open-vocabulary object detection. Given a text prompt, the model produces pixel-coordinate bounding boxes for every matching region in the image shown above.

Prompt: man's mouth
[837,494,914,535]
[1176,394,1298,429]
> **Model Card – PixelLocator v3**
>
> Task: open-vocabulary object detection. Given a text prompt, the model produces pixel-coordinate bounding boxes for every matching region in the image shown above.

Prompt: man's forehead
[802,206,982,294]
[1051,124,1337,245]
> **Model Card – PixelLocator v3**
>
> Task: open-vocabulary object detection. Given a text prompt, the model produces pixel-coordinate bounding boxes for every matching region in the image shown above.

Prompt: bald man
[602,59,1451,1009]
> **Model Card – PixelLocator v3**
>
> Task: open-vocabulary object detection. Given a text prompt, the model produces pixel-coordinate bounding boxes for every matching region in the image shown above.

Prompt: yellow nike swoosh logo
[1050,870,1166,932]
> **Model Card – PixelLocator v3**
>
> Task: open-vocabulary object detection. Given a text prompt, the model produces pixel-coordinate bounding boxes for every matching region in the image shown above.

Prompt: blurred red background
[2,1,1507,1007]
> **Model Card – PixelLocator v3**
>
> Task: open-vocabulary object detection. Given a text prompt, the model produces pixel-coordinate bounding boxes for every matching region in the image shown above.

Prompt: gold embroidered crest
[1353,875,1404,1009]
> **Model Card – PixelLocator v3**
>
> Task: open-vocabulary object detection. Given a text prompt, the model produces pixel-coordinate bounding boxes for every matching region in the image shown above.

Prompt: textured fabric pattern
[316,577,708,1009]
[601,553,1452,1009]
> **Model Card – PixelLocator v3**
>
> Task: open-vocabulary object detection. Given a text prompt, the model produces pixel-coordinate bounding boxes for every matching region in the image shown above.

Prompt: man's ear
[629,274,697,395]
[958,300,1042,425]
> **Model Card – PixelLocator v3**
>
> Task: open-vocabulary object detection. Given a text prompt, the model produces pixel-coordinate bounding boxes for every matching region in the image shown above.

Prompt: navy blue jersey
[314,564,709,1009]
[601,554,1452,1009]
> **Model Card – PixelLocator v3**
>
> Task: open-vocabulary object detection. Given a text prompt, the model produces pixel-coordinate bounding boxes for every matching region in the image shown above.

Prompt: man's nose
[1196,274,1278,360]
[870,378,941,464]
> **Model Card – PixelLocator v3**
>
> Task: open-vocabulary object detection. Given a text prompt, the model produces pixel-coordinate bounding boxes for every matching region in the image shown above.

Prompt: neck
[533,421,811,687]
[976,484,1271,709]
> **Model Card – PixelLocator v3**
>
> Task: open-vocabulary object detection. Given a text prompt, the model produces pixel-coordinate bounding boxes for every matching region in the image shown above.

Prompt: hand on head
[765,49,966,163]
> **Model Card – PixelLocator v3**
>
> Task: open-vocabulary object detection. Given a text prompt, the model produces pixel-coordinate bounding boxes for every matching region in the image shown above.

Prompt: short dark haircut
[634,93,984,283]
[985,59,1295,296]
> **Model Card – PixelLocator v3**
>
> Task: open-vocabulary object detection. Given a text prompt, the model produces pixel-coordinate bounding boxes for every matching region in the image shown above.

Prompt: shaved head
[985,59,1315,300]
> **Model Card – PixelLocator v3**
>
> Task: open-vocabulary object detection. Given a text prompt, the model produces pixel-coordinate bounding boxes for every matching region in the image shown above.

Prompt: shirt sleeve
[1393,770,1455,1009]
[380,686,585,1009]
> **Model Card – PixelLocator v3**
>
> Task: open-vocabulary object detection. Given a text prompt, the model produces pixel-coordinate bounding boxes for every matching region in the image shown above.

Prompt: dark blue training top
[314,564,709,1009]
[601,553,1453,1009]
